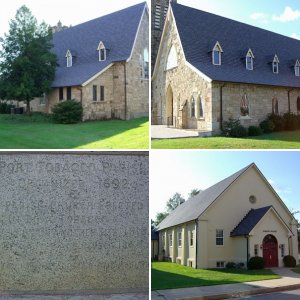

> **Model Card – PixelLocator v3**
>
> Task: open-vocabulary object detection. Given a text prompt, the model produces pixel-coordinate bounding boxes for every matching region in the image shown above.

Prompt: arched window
[240,94,249,116]
[97,41,106,61]
[272,55,279,74]
[191,97,195,117]
[66,50,72,67]
[166,45,177,70]
[246,49,254,70]
[212,41,223,65]
[198,96,204,118]
[143,48,149,79]
[272,96,279,114]
[297,96,300,114]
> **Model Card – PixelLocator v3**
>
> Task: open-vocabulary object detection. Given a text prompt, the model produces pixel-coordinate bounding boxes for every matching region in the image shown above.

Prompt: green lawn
[152,130,300,149]
[292,268,300,274]
[0,115,149,149]
[152,262,280,290]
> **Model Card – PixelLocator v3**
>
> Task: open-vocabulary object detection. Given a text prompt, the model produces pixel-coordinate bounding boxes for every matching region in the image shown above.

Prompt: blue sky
[178,0,300,40]
[150,151,300,221]
[0,0,150,38]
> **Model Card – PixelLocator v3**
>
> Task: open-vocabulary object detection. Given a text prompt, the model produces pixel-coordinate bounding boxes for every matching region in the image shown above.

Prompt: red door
[263,235,278,268]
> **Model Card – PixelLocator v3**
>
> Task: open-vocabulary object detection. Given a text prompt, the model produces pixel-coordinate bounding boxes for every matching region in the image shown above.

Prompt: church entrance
[166,85,174,126]
[262,234,278,268]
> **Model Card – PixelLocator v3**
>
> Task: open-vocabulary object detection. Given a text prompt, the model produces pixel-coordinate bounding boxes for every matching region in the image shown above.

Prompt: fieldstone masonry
[0,152,148,295]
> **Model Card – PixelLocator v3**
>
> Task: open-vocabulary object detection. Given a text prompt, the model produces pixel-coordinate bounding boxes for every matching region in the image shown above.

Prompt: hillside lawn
[0,115,149,149]
[152,130,300,149]
[152,262,280,290]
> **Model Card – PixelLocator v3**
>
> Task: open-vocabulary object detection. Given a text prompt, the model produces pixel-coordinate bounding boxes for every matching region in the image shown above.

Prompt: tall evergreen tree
[0,6,57,112]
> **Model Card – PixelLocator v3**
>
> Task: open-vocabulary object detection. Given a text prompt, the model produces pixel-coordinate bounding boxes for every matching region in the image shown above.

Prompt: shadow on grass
[247,130,300,143]
[0,115,149,149]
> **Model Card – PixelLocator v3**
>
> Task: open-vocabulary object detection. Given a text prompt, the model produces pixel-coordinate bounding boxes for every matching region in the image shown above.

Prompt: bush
[283,113,298,131]
[268,114,285,131]
[52,100,82,124]
[283,255,296,267]
[225,262,236,269]
[248,256,264,270]
[248,126,263,136]
[260,119,275,133]
[223,118,248,138]
[0,102,15,114]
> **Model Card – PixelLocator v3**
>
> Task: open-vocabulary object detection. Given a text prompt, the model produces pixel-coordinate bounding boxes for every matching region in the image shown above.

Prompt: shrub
[283,113,298,131]
[248,126,263,136]
[0,102,15,114]
[248,256,264,270]
[225,262,236,269]
[296,115,300,129]
[52,100,82,124]
[260,119,275,133]
[267,114,285,131]
[283,255,296,267]
[223,118,248,138]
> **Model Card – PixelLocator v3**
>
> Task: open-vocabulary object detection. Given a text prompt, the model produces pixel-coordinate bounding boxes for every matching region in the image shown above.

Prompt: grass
[152,262,280,290]
[292,268,300,274]
[0,114,149,149]
[152,130,300,149]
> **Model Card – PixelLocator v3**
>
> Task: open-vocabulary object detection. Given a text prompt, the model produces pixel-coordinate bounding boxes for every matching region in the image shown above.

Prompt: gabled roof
[158,163,254,230]
[231,206,294,236]
[51,2,147,87]
[171,3,300,88]
[230,206,272,236]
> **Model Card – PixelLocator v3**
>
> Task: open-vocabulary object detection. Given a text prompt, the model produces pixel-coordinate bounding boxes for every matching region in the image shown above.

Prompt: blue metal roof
[171,3,300,88]
[51,2,146,87]
[230,206,272,237]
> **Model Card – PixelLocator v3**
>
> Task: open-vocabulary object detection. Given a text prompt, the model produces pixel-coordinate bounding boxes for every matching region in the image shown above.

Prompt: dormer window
[246,49,254,70]
[295,60,300,76]
[97,41,106,61]
[212,41,223,65]
[66,50,72,67]
[272,55,279,74]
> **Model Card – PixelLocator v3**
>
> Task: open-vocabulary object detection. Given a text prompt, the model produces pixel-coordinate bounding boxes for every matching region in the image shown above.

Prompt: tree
[0,6,57,113]
[166,192,185,213]
[188,188,201,198]
[153,212,169,227]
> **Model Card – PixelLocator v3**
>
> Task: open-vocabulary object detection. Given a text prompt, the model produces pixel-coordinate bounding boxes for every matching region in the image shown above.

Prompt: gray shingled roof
[158,163,254,231]
[171,3,300,88]
[230,206,272,237]
[51,2,146,87]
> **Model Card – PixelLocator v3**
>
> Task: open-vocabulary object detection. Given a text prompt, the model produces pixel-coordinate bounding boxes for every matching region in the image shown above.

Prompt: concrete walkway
[0,293,148,300]
[151,268,300,300]
[151,125,212,139]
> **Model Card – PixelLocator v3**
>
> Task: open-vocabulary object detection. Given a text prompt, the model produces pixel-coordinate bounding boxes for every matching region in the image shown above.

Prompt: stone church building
[152,2,300,132]
[157,163,298,269]
[32,2,149,121]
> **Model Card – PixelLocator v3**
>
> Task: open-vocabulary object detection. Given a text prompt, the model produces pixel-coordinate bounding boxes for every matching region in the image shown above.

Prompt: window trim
[212,41,223,66]
[97,41,106,61]
[272,55,279,74]
[66,50,72,68]
[92,85,97,101]
[169,234,173,247]
[100,85,105,101]
[295,60,300,76]
[216,229,224,246]
[246,49,254,70]
[178,231,182,247]
[190,231,194,247]
[198,96,204,119]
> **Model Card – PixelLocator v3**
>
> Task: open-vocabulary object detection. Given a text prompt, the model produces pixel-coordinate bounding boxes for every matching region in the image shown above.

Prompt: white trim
[246,49,254,70]
[272,55,279,74]
[66,49,72,68]
[212,42,223,66]
[97,41,106,61]
[295,59,300,76]
[82,63,113,86]
[127,3,148,62]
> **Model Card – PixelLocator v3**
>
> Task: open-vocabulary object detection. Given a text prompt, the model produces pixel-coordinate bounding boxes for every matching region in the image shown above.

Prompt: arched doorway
[262,234,278,268]
[166,85,174,126]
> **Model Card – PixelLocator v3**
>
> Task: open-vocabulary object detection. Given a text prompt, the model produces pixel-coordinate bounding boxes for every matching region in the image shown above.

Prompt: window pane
[59,87,64,101]
[100,86,104,101]
[213,50,220,65]
[93,85,97,101]
[67,87,71,100]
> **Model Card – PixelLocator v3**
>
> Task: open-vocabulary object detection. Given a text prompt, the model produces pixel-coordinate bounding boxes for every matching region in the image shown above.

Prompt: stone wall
[0,152,149,294]
[126,9,149,120]
[212,82,300,132]
[152,12,212,131]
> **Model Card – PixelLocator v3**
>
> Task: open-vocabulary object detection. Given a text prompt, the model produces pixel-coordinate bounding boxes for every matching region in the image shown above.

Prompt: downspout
[220,83,226,131]
[123,62,127,120]
[288,89,294,113]
[245,235,249,268]
[195,219,198,269]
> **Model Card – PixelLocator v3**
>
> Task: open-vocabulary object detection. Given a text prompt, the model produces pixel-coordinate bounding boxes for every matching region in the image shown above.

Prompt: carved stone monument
[0,152,148,295]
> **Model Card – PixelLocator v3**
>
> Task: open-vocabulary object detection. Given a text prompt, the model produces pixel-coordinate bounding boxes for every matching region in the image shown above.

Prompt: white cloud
[273,6,300,22]
[250,12,269,23]
[291,32,300,40]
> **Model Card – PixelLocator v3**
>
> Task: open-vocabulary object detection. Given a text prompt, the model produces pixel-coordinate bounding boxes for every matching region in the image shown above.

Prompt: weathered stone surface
[0,152,148,294]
